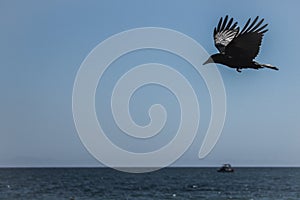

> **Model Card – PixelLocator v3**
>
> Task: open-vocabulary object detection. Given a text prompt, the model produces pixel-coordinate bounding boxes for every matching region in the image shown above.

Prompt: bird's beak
[203,57,213,65]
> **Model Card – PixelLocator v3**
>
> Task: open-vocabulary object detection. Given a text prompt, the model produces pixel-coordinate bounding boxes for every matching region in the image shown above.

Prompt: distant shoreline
[0,166,299,169]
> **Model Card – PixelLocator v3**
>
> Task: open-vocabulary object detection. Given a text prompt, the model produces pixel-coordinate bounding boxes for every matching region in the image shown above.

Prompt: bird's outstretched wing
[214,15,239,53]
[226,16,268,60]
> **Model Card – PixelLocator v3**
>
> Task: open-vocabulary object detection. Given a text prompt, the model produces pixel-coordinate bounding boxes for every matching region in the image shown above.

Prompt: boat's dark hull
[217,168,234,173]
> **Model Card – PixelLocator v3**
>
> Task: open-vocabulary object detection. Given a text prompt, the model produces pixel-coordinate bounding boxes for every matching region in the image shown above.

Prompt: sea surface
[0,167,299,200]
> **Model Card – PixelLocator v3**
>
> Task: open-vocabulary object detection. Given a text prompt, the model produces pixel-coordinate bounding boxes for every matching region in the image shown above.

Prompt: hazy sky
[1,0,300,167]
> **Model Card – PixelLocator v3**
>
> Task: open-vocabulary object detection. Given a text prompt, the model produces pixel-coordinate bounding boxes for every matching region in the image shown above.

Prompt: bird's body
[204,16,278,72]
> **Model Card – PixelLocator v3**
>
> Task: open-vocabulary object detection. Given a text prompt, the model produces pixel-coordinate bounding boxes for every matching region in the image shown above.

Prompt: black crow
[204,16,278,72]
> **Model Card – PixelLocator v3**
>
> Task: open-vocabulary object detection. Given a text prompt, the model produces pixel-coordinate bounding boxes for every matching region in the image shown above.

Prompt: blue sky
[0,0,300,167]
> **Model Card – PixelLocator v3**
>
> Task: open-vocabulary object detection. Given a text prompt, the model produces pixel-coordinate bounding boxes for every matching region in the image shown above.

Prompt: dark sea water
[0,168,299,200]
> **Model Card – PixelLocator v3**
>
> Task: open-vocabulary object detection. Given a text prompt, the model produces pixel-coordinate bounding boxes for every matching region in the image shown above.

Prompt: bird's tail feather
[259,63,279,71]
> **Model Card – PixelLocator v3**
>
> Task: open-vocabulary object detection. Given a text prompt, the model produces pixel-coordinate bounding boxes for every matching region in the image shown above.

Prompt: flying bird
[203,15,278,72]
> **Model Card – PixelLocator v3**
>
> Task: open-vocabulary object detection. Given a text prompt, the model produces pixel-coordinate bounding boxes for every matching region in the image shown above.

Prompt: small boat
[217,164,234,172]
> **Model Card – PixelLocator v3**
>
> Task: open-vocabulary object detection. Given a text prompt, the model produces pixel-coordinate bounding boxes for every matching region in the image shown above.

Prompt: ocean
[0,168,299,199]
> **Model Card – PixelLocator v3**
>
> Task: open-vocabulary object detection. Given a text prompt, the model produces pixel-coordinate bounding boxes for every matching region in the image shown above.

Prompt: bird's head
[203,54,225,65]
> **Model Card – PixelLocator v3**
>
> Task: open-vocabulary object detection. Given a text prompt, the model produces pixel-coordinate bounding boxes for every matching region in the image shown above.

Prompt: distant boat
[217,164,234,172]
